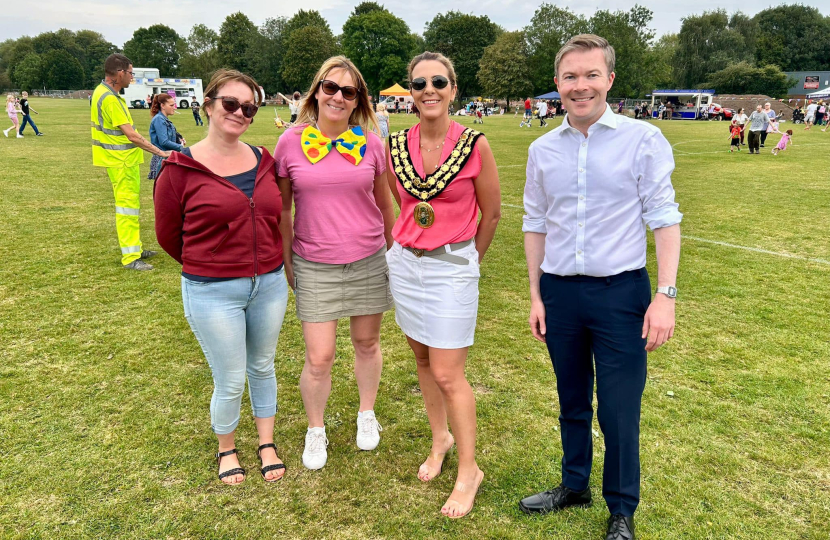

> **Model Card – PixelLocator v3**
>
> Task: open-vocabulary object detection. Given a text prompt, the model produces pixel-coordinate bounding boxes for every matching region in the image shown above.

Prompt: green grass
[1,99,829,539]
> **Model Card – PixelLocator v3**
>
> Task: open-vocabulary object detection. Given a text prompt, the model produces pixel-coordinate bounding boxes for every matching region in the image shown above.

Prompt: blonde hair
[6,94,14,103]
[376,103,387,113]
[201,68,262,122]
[295,56,378,134]
[555,34,616,78]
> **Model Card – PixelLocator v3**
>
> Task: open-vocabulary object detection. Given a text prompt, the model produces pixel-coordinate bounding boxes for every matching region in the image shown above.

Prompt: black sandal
[216,448,246,484]
[258,443,287,482]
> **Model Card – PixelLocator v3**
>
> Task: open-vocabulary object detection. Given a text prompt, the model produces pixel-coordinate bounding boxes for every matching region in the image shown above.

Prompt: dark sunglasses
[319,80,359,101]
[409,75,450,92]
[211,96,259,118]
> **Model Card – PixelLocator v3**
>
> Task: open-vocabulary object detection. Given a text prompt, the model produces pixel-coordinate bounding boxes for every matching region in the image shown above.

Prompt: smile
[422,100,440,105]
[573,97,593,102]
[326,104,344,111]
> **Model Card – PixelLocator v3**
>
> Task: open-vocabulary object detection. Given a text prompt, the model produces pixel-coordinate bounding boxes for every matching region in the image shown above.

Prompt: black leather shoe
[518,484,592,514]
[605,514,635,540]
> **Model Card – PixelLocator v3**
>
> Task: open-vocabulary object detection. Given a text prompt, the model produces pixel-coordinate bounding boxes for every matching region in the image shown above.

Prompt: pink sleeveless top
[390,121,482,250]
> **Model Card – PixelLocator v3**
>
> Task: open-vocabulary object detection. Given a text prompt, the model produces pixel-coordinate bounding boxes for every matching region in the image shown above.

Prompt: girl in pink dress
[771,129,793,156]
[4,94,22,138]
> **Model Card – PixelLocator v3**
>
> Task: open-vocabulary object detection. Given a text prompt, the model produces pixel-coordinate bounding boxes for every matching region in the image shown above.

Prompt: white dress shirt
[523,104,682,277]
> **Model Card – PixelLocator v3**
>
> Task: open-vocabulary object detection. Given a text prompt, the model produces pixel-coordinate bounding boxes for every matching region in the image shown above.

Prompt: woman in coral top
[275,56,395,471]
[385,51,501,518]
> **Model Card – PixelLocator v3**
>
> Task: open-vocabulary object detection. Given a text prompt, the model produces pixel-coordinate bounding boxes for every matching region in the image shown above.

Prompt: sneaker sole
[302,457,327,470]
[356,438,379,451]
[518,500,592,515]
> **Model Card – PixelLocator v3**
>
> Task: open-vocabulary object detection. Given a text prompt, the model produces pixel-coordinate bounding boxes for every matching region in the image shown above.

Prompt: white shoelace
[307,432,329,453]
[358,416,383,435]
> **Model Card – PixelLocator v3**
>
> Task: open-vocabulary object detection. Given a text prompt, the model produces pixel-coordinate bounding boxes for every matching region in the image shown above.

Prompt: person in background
[746,104,767,154]
[658,102,666,120]
[375,102,390,139]
[521,96,533,127]
[278,91,301,123]
[17,92,43,137]
[191,101,203,126]
[729,122,742,152]
[155,68,289,485]
[90,53,169,271]
[760,102,775,147]
[815,100,825,126]
[4,94,22,138]
[734,108,748,145]
[537,99,549,127]
[275,56,393,472]
[148,93,185,180]
[804,100,817,130]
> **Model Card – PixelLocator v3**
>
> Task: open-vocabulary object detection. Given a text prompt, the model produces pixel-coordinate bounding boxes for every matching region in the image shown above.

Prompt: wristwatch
[656,286,677,299]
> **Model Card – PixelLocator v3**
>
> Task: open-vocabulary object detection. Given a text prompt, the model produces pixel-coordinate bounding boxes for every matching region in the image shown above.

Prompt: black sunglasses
[409,75,450,92]
[319,80,359,101]
[211,96,259,118]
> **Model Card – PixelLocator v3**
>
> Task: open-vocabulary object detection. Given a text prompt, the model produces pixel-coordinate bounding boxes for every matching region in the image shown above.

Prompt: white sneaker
[16,134,23,138]
[3,129,8,137]
[356,410,382,450]
[302,427,328,470]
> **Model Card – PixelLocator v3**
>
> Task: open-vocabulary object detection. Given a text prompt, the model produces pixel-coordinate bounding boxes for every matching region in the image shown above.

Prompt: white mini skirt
[385,240,480,349]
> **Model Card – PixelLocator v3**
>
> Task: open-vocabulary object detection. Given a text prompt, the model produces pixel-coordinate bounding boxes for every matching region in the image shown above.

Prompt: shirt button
[579,196,585,200]
[577,250,583,254]
[579,168,584,173]
[578,223,583,227]
[582,142,587,147]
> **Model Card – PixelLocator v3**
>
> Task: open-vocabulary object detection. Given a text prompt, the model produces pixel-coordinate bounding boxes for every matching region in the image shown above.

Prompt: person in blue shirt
[148,94,184,179]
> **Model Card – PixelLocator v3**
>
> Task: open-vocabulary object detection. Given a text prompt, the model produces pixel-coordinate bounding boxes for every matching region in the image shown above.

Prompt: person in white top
[537,99,549,127]
[804,100,818,130]
[519,34,682,540]
[278,91,301,123]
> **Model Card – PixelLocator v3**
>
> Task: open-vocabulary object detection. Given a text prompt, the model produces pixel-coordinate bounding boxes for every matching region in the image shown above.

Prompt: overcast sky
[2,0,828,47]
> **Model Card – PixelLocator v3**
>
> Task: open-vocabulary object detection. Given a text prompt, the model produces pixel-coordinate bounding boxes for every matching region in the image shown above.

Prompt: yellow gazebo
[379,83,411,96]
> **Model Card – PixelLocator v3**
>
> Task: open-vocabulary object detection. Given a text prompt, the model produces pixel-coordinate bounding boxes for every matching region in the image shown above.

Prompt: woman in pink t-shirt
[385,52,501,518]
[275,57,395,472]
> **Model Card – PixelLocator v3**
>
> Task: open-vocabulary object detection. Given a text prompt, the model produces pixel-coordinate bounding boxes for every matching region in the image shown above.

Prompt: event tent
[807,86,830,100]
[380,83,411,96]
[535,91,561,99]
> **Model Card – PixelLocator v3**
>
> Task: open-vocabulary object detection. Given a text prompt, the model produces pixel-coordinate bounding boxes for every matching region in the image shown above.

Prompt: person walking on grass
[385,51,501,519]
[18,92,43,136]
[746,105,767,155]
[520,96,532,127]
[4,94,22,138]
[521,34,682,540]
[538,99,549,127]
[729,122,742,152]
[191,101,203,126]
[735,108,748,145]
[771,129,793,156]
[91,54,169,271]
[804,100,817,130]
[155,69,289,485]
[274,56,394,472]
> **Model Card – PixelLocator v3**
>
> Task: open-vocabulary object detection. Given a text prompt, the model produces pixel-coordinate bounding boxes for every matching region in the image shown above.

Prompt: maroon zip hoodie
[154,147,283,278]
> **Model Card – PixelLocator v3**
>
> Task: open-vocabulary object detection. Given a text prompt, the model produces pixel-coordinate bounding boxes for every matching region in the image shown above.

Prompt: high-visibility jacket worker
[91,53,169,271]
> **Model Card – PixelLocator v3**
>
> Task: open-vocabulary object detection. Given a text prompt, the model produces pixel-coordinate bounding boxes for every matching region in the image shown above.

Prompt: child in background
[771,129,793,156]
[729,122,742,152]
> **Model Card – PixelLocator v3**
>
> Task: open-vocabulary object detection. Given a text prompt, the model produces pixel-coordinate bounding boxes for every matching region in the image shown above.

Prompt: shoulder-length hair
[295,56,378,134]
[150,93,173,118]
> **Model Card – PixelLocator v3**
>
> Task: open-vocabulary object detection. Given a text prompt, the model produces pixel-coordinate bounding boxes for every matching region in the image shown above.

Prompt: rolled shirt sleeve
[522,148,547,233]
[637,131,682,230]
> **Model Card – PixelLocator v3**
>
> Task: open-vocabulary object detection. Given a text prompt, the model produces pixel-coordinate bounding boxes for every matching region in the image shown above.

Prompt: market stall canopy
[380,83,411,96]
[807,86,830,99]
[535,91,561,99]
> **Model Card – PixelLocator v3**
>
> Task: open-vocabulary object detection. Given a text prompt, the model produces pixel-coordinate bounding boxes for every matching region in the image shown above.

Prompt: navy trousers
[540,268,651,517]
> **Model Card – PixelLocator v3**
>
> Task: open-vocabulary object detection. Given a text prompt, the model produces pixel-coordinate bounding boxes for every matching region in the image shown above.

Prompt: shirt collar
[559,103,617,136]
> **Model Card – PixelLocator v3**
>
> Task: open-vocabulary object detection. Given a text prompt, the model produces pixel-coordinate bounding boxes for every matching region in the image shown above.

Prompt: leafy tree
[42,49,85,89]
[643,33,679,89]
[351,2,385,17]
[281,26,340,92]
[0,37,35,85]
[342,7,415,94]
[704,61,796,97]
[284,10,332,39]
[675,10,758,88]
[123,24,182,75]
[217,12,257,72]
[411,33,426,56]
[74,30,118,88]
[477,31,533,105]
[246,17,289,94]
[32,29,81,58]
[588,6,655,97]
[12,53,43,91]
[754,5,830,71]
[424,12,502,99]
[524,4,587,91]
[179,24,221,81]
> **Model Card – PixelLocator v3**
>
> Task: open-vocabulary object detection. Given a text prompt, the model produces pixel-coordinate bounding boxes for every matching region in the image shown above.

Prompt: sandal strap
[261,463,286,474]
[218,467,246,480]
[216,448,238,459]
[258,443,277,455]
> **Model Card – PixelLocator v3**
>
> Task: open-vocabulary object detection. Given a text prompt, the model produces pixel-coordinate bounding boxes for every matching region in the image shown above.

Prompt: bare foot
[217,451,245,485]
[418,433,455,482]
[258,445,286,482]
[441,467,484,518]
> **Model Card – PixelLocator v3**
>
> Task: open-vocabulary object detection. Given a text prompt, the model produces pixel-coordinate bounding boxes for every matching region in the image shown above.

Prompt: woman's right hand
[285,264,295,291]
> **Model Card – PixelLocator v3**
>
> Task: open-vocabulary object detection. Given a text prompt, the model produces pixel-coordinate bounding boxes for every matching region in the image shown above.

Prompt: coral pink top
[275,126,386,264]
[390,121,482,249]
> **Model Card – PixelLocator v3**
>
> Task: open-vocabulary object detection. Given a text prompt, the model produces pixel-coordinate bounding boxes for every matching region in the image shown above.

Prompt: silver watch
[656,286,677,299]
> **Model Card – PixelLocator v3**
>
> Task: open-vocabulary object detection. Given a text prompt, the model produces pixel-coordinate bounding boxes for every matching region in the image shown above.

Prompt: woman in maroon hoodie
[155,69,288,485]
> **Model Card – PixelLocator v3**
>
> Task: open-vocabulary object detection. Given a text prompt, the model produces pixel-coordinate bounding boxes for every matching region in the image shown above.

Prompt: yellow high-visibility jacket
[90,81,143,168]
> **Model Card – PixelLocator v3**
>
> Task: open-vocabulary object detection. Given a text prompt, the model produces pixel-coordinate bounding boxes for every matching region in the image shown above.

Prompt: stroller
[791,108,804,124]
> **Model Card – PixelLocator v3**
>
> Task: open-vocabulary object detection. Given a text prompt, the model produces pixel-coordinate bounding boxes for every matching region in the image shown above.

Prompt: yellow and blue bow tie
[301,125,367,166]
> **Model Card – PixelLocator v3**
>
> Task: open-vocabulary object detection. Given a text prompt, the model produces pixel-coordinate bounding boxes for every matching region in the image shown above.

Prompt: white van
[121,67,204,109]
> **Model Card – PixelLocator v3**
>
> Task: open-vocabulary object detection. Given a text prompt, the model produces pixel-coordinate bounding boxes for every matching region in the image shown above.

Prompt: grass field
[1,98,828,539]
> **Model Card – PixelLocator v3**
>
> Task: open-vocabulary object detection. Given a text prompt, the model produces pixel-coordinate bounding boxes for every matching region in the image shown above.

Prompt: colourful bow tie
[301,125,367,166]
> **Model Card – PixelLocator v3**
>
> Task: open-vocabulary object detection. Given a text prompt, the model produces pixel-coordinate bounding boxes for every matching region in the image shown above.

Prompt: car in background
[710,103,735,121]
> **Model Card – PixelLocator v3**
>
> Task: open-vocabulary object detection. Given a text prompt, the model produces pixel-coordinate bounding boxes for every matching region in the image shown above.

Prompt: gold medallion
[414,202,435,228]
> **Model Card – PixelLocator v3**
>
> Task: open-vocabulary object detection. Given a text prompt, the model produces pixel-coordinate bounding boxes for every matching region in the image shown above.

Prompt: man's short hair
[555,34,615,78]
[104,54,132,77]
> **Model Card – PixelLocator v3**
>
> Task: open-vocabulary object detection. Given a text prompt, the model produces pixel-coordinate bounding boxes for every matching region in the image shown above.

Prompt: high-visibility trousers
[106,165,142,265]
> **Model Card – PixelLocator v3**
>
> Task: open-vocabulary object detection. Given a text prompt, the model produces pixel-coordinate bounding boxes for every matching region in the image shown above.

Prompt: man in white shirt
[804,100,818,130]
[537,100,549,127]
[519,34,682,540]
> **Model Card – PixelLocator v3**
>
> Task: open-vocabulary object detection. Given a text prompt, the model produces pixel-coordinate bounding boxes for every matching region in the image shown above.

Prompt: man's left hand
[642,294,675,352]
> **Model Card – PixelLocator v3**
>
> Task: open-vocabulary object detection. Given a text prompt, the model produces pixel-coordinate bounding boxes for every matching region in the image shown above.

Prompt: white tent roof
[807,86,830,99]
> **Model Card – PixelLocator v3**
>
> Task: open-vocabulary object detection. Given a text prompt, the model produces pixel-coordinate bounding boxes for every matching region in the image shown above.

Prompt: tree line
[1,3,827,100]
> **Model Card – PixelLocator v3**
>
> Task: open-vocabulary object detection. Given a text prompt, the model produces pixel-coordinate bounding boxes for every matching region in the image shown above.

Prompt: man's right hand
[160,151,172,158]
[529,299,546,343]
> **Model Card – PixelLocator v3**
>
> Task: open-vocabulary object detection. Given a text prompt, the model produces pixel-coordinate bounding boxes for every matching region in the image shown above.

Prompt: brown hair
[201,68,262,122]
[150,93,173,118]
[104,53,132,77]
[295,56,378,134]
[554,34,615,78]
[786,129,793,135]
[406,51,457,116]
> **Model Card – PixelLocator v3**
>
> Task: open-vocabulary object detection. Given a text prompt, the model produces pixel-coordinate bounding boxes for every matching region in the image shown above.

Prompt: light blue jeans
[182,269,289,435]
